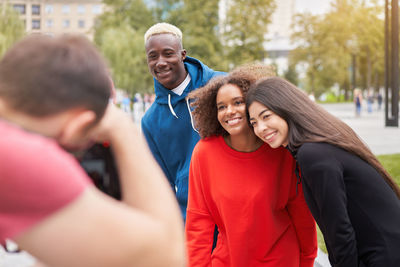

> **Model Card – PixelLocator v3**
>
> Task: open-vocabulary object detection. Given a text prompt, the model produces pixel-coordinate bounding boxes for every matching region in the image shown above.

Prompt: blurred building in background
[263,0,296,75]
[0,0,104,39]
[219,0,296,75]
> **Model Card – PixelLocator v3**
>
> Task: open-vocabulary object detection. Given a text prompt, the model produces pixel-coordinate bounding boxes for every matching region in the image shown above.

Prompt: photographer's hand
[93,103,186,263]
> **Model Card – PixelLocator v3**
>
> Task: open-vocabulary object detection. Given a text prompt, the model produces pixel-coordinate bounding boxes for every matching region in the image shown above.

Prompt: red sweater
[186,136,317,267]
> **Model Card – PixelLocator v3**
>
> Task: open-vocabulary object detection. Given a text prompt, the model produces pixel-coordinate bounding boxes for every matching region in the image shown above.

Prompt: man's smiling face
[145,33,187,90]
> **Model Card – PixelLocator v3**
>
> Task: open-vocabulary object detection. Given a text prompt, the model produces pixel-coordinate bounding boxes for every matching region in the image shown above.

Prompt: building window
[45,4,53,14]
[62,19,70,28]
[32,19,41,30]
[32,5,40,15]
[13,4,26,14]
[62,5,70,14]
[78,20,85,28]
[77,5,86,14]
[92,5,102,14]
[46,19,53,28]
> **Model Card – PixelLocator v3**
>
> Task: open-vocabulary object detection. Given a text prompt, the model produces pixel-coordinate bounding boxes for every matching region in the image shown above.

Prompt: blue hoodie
[141,56,224,220]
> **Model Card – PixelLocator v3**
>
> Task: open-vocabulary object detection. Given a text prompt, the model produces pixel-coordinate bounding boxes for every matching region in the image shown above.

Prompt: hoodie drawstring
[186,97,199,133]
[167,94,199,133]
[168,94,178,118]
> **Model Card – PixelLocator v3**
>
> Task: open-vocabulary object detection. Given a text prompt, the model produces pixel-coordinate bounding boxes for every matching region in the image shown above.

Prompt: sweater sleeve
[185,148,214,267]
[286,161,318,267]
[298,145,358,267]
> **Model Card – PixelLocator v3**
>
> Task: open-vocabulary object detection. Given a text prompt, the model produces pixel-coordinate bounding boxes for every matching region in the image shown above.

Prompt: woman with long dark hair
[185,66,317,267]
[246,77,400,267]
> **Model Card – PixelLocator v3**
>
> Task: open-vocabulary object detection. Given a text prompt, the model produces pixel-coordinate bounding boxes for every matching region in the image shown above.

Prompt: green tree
[290,0,385,99]
[94,0,155,94]
[150,0,182,21]
[283,64,299,86]
[167,0,228,70]
[290,13,329,97]
[95,0,279,91]
[97,0,154,32]
[319,0,357,99]
[98,25,152,94]
[352,1,384,92]
[222,0,276,67]
[0,5,25,59]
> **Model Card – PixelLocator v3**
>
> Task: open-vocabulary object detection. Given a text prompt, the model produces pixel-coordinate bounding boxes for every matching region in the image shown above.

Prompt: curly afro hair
[188,63,275,139]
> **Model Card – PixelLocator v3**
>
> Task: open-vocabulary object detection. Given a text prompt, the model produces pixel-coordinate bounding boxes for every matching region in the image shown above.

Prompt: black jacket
[294,142,400,267]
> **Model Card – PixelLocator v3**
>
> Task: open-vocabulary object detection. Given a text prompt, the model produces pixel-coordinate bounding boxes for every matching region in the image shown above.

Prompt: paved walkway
[2,103,399,267]
[320,102,400,155]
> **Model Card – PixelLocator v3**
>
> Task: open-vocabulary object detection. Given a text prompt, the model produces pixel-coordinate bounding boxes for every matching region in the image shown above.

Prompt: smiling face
[216,84,250,136]
[248,101,289,148]
[145,33,187,90]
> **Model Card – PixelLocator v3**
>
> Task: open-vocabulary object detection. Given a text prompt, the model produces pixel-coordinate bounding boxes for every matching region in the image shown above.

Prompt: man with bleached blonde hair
[141,22,225,220]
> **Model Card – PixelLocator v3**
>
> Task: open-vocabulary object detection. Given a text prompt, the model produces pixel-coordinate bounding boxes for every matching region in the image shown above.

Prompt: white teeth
[157,70,170,75]
[226,118,241,125]
[265,132,276,140]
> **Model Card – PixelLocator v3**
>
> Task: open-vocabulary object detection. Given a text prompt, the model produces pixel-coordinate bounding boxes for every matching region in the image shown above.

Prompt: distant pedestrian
[144,93,151,111]
[247,77,400,267]
[121,93,131,113]
[377,91,383,110]
[353,89,362,117]
[367,90,374,113]
[133,93,144,123]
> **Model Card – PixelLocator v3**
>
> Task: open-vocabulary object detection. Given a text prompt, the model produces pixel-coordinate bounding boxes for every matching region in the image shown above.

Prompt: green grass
[378,153,400,184]
[317,153,400,253]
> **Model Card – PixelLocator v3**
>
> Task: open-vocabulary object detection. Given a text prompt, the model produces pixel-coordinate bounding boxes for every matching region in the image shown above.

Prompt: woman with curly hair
[247,77,400,267]
[185,65,317,267]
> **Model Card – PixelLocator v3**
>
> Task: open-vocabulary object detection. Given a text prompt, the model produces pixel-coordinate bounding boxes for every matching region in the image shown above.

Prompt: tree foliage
[97,25,152,93]
[0,5,25,59]
[94,0,276,94]
[150,0,182,22]
[222,0,276,67]
[167,0,228,70]
[290,0,385,99]
[94,0,155,94]
[283,64,299,86]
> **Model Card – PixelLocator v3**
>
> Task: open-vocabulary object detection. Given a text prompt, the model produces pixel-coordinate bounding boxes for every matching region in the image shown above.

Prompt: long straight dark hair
[246,77,400,199]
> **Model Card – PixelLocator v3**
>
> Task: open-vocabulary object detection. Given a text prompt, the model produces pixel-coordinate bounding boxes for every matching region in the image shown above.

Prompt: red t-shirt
[0,120,92,244]
[186,136,317,267]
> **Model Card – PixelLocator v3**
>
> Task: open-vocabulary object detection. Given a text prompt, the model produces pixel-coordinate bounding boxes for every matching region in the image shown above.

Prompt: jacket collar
[153,56,212,105]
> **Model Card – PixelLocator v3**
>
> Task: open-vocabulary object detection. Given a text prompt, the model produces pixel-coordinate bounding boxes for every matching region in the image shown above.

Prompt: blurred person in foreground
[0,34,185,267]
[141,22,224,220]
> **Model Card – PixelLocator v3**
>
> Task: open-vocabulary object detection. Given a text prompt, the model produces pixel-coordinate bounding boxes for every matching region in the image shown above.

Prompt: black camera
[77,143,121,200]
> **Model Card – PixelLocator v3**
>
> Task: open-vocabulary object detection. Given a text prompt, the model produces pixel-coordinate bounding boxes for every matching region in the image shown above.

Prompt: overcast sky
[295,0,333,14]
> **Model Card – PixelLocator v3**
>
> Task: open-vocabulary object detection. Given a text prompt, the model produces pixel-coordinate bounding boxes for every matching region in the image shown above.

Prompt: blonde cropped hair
[144,22,183,44]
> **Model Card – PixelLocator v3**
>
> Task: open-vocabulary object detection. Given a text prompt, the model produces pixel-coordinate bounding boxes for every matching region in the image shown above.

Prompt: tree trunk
[367,46,372,91]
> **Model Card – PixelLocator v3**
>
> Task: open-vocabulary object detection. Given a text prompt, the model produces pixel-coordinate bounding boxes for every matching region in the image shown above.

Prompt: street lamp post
[385,0,399,127]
